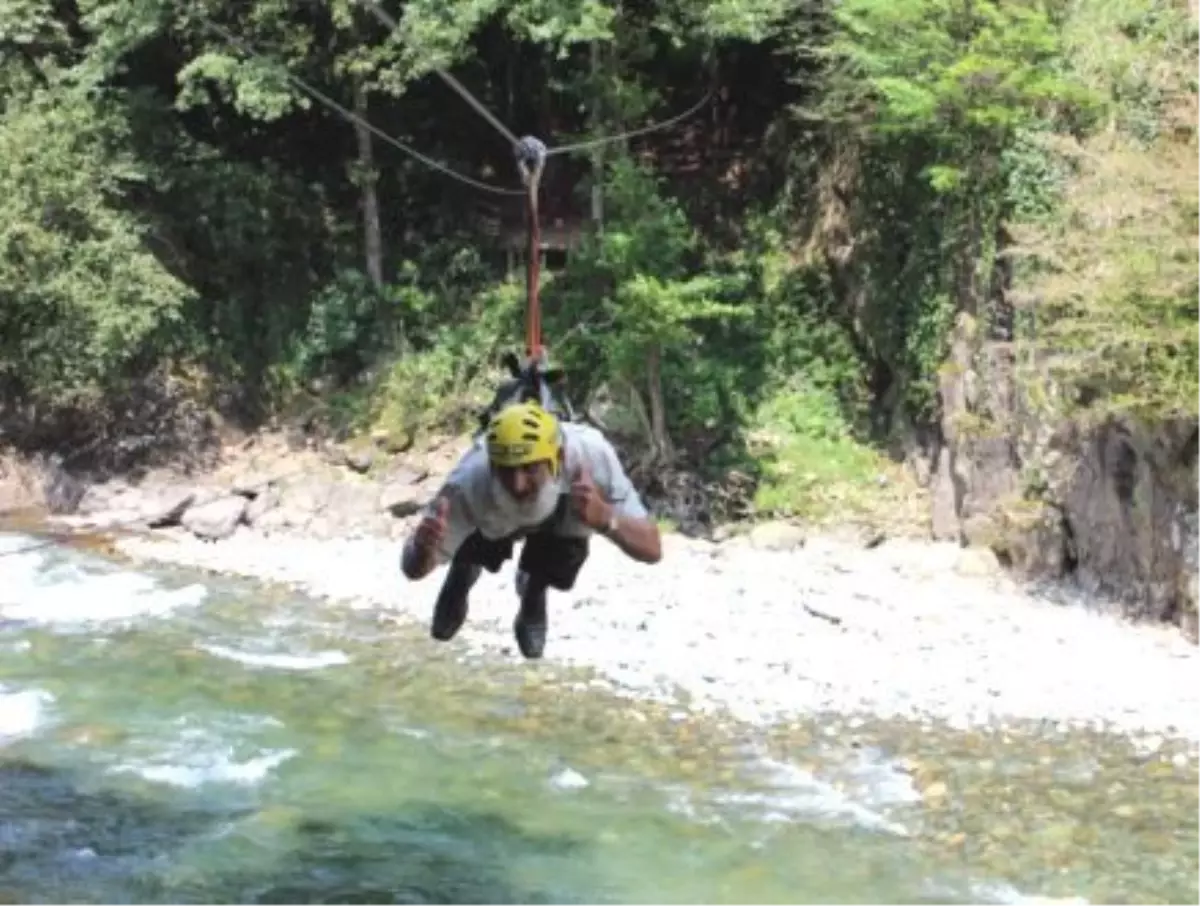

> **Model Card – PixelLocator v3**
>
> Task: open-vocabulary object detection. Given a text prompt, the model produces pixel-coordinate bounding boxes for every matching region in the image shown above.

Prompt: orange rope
[518,137,547,365]
[526,187,543,361]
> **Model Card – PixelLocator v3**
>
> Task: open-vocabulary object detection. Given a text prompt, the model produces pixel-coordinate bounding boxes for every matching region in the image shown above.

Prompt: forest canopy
[0,0,1195,519]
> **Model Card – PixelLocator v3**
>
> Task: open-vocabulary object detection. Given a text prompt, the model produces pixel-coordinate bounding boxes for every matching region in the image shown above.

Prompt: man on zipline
[400,401,663,659]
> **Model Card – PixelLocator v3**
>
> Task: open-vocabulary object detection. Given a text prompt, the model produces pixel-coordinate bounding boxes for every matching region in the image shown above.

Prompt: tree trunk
[645,344,673,461]
[354,79,384,290]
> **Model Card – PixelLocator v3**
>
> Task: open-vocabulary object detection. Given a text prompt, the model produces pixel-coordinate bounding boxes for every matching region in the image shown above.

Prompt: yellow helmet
[486,402,561,474]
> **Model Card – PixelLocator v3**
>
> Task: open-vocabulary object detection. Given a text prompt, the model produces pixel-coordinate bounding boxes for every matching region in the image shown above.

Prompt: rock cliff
[931,313,1198,640]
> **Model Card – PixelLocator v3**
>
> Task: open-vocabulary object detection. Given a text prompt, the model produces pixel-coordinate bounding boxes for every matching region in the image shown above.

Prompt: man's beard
[489,473,562,529]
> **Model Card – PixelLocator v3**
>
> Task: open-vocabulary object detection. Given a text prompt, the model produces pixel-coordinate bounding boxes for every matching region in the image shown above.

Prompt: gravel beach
[114,526,1200,746]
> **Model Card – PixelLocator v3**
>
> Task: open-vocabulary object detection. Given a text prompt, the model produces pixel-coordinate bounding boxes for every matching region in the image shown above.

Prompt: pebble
[114,530,1200,745]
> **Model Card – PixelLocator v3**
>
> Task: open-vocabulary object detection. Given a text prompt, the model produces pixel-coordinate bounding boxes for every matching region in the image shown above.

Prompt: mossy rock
[984,495,1071,578]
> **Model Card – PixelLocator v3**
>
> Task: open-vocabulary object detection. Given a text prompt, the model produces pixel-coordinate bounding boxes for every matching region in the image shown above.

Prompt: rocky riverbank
[4,432,1198,747]
[19,432,449,543]
[110,526,1199,747]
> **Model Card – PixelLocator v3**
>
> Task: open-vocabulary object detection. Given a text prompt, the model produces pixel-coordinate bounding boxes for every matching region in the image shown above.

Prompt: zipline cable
[353,0,713,160]
[353,0,524,151]
[435,68,524,148]
[202,20,526,197]
[350,0,712,367]
[358,0,549,362]
[545,89,713,157]
[211,4,715,345]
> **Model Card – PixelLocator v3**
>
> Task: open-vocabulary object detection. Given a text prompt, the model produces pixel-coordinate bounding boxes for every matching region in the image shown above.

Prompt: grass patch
[748,381,927,532]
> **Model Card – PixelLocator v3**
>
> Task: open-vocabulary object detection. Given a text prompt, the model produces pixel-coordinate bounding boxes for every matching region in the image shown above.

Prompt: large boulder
[181,495,248,541]
[0,452,87,516]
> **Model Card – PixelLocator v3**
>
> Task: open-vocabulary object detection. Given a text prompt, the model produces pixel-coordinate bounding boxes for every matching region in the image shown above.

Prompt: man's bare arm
[401,496,454,580]
[603,509,662,564]
[588,433,661,565]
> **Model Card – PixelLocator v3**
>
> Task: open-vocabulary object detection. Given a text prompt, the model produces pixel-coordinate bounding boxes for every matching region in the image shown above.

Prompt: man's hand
[572,461,662,564]
[570,463,613,531]
[403,497,449,580]
[415,496,449,552]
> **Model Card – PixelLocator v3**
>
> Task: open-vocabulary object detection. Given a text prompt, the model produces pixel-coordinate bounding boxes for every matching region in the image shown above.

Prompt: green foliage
[0,0,74,75]
[1012,131,1198,421]
[696,0,794,42]
[175,48,302,120]
[390,0,507,76]
[137,137,334,390]
[549,158,749,415]
[289,270,391,382]
[368,279,524,443]
[712,244,907,520]
[1000,126,1071,223]
[1057,0,1199,141]
[504,0,616,50]
[753,264,873,424]
[796,0,1108,428]
[1007,0,1198,422]
[826,0,1093,152]
[0,86,192,406]
[748,380,886,520]
[0,0,1189,537]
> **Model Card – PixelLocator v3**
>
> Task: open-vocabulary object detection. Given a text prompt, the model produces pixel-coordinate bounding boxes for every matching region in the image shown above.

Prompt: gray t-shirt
[427,422,648,562]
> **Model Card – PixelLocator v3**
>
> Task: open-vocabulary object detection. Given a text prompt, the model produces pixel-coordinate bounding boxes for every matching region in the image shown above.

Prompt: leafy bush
[367,279,525,445]
[0,88,193,409]
[748,380,886,520]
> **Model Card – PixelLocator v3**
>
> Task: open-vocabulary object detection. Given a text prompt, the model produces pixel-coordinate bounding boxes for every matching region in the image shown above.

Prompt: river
[1,531,1196,904]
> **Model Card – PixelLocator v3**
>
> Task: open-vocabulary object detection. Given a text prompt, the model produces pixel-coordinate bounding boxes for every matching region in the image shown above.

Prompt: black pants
[452,497,589,592]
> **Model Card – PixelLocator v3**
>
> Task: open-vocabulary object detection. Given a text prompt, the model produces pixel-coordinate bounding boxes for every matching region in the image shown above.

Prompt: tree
[1008,0,1199,421]
[551,158,746,463]
[0,87,193,408]
[818,0,1092,317]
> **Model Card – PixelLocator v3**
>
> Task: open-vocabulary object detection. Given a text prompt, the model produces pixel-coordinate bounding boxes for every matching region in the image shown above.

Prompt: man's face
[492,461,554,502]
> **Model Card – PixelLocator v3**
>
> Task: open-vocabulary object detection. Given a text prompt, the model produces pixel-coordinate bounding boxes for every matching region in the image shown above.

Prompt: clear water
[0,531,1195,904]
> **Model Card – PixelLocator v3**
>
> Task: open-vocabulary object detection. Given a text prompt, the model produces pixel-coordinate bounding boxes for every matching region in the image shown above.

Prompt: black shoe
[513,583,548,659]
[431,561,481,641]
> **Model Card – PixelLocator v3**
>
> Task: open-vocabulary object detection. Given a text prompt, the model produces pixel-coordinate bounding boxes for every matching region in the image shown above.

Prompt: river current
[0,532,1195,904]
